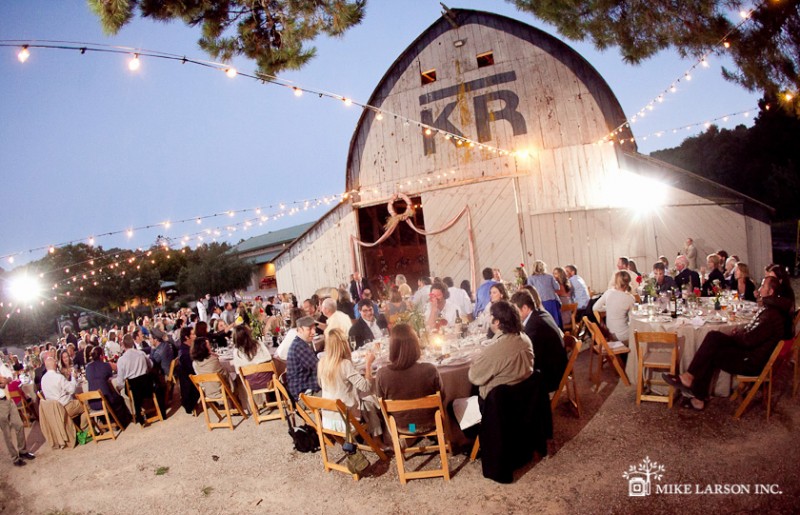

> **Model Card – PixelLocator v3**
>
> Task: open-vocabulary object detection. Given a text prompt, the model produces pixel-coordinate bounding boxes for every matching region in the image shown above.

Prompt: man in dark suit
[510,291,567,393]
[349,272,370,303]
[674,255,700,291]
[348,300,388,349]
[664,276,788,410]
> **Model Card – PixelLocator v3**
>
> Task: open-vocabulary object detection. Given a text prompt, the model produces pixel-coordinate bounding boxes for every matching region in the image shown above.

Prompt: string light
[128,53,140,71]
[17,45,29,63]
[225,67,237,78]
[609,107,757,144]
[293,87,302,97]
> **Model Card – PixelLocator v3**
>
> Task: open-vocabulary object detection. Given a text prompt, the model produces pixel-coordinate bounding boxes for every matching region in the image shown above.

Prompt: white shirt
[232,340,273,373]
[197,301,208,323]
[41,369,77,406]
[448,287,473,318]
[324,310,353,338]
[105,339,122,357]
[593,289,635,343]
[412,285,432,308]
[276,328,299,360]
[424,299,460,326]
[364,317,384,340]
[114,348,152,388]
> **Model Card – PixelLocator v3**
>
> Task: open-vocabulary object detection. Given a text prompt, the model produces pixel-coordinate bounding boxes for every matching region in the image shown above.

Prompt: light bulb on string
[226,68,238,78]
[128,53,141,71]
[17,46,30,63]
[293,87,303,97]
[343,97,353,106]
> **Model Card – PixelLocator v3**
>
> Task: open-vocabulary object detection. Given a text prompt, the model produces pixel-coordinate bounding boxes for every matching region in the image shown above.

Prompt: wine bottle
[454,310,463,336]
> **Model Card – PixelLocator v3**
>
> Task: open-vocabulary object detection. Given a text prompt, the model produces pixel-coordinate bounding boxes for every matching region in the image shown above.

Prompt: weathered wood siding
[422,178,523,287]
[274,203,357,299]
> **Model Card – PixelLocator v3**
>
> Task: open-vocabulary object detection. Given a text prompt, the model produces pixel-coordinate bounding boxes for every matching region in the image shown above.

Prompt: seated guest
[132,330,151,355]
[552,267,573,306]
[664,277,788,410]
[469,301,534,399]
[349,300,388,349]
[510,290,567,393]
[376,323,441,432]
[336,289,356,319]
[472,268,497,319]
[276,308,304,360]
[232,325,273,391]
[57,349,73,378]
[208,318,231,349]
[723,256,739,287]
[177,326,200,414]
[285,316,320,401]
[317,328,382,435]
[320,298,352,338]
[40,356,88,430]
[424,283,460,330]
[734,262,757,302]
[653,262,676,295]
[443,276,472,321]
[564,264,590,316]
[385,290,409,323]
[594,271,635,344]
[150,333,174,378]
[352,288,381,320]
[191,337,228,399]
[481,283,509,318]
[674,255,700,292]
[85,346,132,428]
[701,254,725,297]
[765,264,796,337]
[115,334,163,424]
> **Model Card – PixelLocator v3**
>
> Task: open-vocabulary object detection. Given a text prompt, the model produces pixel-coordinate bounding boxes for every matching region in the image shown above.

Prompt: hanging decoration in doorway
[350,194,477,295]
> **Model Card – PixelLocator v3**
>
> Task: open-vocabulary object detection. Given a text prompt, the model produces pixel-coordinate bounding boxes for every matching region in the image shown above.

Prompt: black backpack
[281,378,319,453]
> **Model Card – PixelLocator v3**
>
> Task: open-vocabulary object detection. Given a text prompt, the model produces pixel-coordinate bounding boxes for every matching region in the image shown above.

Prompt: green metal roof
[231,221,315,255]
[243,250,283,265]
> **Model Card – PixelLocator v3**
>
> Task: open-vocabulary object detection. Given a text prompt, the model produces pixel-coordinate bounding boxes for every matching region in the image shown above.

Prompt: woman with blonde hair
[526,260,563,328]
[317,328,382,435]
[593,271,636,345]
[734,263,756,301]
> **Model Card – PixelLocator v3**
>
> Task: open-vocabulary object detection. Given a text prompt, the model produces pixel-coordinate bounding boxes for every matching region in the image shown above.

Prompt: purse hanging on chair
[340,410,369,474]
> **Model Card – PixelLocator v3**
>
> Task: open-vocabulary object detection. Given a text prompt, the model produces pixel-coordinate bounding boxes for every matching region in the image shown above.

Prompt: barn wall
[274,204,357,300]
[422,178,523,288]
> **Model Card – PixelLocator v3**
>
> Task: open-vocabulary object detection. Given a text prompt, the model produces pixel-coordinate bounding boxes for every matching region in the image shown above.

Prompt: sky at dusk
[0,1,762,270]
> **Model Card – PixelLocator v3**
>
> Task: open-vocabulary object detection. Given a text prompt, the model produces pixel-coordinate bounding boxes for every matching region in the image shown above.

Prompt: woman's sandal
[662,373,694,396]
[679,396,705,411]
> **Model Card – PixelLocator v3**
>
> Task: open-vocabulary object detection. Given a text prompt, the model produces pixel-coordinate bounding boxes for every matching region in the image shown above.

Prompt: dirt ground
[1,343,797,515]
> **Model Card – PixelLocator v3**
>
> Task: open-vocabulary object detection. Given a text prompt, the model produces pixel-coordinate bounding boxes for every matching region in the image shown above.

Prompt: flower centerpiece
[711,280,722,310]
[396,305,427,344]
[514,264,527,290]
[642,277,657,300]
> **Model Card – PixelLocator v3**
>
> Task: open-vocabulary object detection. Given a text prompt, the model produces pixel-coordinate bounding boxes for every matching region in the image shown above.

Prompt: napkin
[690,316,705,327]
[453,395,482,429]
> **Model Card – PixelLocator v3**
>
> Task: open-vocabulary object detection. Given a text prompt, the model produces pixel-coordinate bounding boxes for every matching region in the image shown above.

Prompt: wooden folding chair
[273,373,334,446]
[550,335,582,416]
[238,362,285,425]
[190,372,248,430]
[75,391,124,443]
[584,317,631,386]
[634,331,679,407]
[379,392,451,484]
[165,357,179,401]
[560,303,578,336]
[299,394,388,481]
[7,389,36,428]
[731,341,784,420]
[125,378,164,425]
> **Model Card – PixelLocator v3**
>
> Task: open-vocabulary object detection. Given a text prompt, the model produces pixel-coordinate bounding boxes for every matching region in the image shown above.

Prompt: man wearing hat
[286,316,320,401]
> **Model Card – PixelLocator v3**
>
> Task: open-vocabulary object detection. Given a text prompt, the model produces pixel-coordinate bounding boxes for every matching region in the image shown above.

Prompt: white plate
[440,356,471,367]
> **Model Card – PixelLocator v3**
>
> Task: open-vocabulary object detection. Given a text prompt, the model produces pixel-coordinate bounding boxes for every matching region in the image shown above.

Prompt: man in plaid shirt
[286,316,320,401]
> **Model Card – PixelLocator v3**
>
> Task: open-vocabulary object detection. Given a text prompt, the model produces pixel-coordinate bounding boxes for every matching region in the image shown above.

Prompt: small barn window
[421,68,437,85]
[477,51,494,68]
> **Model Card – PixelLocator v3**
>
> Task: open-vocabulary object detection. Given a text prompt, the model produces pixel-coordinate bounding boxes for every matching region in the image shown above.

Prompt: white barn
[275,8,772,299]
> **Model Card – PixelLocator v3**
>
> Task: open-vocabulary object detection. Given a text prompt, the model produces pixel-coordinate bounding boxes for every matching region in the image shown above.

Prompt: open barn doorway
[357,196,428,300]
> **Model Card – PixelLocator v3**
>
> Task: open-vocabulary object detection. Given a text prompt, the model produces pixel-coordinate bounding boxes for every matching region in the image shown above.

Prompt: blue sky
[0,1,761,268]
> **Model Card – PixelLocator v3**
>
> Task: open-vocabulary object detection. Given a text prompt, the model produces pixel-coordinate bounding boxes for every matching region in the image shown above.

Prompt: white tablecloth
[628,314,750,396]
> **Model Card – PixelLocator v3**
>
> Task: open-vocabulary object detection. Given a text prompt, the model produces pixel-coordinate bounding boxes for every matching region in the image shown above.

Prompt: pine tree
[87,0,366,75]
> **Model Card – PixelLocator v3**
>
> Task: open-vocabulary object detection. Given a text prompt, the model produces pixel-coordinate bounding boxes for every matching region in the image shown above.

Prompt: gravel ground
[1,347,798,515]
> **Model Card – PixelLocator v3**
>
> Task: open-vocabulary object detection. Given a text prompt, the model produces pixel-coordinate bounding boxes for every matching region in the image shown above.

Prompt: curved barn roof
[345,8,631,191]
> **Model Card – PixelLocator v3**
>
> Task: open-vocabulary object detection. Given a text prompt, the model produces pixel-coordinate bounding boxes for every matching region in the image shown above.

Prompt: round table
[627,306,756,396]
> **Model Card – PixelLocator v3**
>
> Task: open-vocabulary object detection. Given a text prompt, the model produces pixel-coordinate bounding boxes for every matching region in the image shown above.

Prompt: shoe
[20,452,35,460]
[13,458,26,467]
[679,396,705,411]
[662,373,693,396]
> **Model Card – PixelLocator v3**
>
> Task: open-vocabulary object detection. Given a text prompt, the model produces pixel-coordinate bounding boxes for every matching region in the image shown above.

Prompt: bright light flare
[128,54,140,71]
[18,46,30,63]
[226,68,237,78]
[7,274,42,303]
